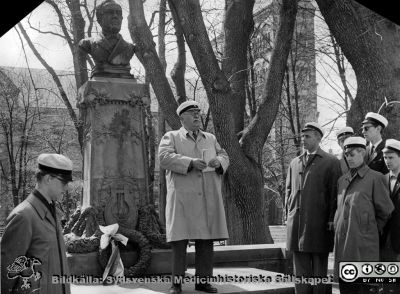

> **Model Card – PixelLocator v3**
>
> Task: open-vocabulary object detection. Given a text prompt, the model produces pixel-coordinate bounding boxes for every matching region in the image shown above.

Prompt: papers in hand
[202,148,216,172]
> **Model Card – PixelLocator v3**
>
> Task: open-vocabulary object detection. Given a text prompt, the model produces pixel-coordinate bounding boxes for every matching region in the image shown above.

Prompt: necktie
[370,145,375,157]
[306,154,314,165]
[350,168,358,178]
[50,201,57,219]
[391,175,398,193]
[192,131,198,140]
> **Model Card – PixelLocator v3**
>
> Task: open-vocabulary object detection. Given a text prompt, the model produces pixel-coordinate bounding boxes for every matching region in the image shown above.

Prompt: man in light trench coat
[158,100,229,294]
[285,122,341,294]
[334,136,393,294]
[1,153,73,294]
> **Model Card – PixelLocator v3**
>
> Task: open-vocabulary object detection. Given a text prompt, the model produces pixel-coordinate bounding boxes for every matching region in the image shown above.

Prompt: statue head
[96,0,123,35]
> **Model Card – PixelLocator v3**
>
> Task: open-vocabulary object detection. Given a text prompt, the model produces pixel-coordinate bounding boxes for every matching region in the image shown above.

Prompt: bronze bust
[79,0,136,79]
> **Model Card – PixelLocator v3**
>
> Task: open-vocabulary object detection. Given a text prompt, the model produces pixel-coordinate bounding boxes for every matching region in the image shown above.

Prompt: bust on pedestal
[79,0,136,79]
[64,0,168,279]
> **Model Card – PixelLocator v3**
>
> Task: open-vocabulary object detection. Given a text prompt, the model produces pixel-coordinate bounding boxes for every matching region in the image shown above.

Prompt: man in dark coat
[1,154,73,294]
[334,137,393,294]
[362,112,389,174]
[285,122,341,294]
[336,126,354,175]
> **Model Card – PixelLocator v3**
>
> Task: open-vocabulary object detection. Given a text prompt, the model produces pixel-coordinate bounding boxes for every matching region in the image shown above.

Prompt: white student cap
[176,100,200,116]
[37,153,73,182]
[301,122,324,137]
[343,136,366,150]
[362,112,388,128]
[383,139,400,154]
[336,126,354,139]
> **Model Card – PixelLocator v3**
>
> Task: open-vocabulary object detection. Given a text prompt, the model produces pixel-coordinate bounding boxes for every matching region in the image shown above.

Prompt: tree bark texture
[66,0,88,89]
[128,0,181,130]
[316,0,400,138]
[240,0,299,162]
[221,0,255,134]
[169,0,187,104]
[157,0,168,226]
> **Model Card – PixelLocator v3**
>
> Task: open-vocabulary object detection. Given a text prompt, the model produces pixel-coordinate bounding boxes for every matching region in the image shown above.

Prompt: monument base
[67,244,289,277]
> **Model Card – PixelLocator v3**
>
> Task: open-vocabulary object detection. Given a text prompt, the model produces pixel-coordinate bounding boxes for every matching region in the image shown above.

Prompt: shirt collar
[389,170,400,179]
[372,139,383,149]
[180,127,205,138]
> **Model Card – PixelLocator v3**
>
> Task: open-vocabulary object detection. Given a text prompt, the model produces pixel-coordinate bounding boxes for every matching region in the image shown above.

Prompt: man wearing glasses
[159,100,229,294]
[361,112,389,174]
[1,153,73,294]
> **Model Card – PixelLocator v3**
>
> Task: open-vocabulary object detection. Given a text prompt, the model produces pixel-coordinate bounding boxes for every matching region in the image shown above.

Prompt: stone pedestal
[78,77,149,229]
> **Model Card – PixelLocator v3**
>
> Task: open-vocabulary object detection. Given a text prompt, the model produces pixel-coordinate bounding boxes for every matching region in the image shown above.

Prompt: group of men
[285,112,400,294]
[2,100,400,294]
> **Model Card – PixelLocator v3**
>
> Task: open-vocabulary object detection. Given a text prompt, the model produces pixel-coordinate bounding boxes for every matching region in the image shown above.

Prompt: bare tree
[128,0,298,244]
[0,69,41,206]
[316,0,400,138]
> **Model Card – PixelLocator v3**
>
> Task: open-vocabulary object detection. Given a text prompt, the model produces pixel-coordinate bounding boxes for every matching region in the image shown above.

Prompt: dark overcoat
[1,191,70,294]
[285,147,341,252]
[381,173,400,261]
[366,140,389,174]
[333,166,394,279]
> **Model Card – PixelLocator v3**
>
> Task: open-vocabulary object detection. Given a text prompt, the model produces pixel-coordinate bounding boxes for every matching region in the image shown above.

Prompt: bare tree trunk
[157,0,168,226]
[66,0,88,89]
[222,0,255,134]
[169,0,187,104]
[316,0,400,138]
[128,0,181,130]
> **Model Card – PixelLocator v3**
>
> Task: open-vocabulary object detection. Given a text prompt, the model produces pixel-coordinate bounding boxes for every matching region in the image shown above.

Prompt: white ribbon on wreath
[99,223,128,282]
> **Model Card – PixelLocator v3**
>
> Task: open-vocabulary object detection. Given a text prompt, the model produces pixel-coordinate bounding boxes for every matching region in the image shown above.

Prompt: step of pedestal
[70,267,295,294]
[67,244,288,276]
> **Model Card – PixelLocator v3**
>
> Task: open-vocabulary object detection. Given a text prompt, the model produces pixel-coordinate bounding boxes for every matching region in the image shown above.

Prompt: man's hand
[192,159,207,170]
[208,158,221,168]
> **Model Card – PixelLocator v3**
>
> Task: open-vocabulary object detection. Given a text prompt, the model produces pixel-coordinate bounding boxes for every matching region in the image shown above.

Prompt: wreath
[98,227,152,277]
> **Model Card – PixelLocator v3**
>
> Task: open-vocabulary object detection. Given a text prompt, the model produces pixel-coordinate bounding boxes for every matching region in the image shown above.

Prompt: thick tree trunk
[316,0,400,138]
[222,0,255,134]
[157,0,168,226]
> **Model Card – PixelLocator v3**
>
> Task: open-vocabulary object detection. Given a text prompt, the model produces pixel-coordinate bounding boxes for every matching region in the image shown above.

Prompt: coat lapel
[27,194,57,228]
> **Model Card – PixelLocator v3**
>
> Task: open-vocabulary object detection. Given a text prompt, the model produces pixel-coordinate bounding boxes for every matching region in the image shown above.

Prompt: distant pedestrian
[285,122,341,294]
[1,153,73,294]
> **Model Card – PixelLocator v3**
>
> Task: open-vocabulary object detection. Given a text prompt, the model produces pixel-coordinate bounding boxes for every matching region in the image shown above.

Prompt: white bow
[99,223,128,249]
